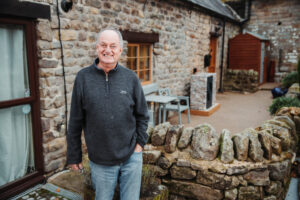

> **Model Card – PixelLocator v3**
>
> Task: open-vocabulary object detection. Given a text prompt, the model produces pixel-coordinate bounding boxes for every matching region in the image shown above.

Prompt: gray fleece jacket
[67,59,149,166]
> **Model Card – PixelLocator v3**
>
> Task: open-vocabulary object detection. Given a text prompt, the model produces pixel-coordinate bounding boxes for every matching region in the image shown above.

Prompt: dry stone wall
[143,108,299,200]
[48,107,300,200]
[223,69,259,93]
[286,83,300,99]
[21,0,240,173]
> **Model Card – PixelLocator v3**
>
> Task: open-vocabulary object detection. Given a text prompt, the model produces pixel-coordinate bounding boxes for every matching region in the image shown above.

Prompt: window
[0,18,44,199]
[127,44,152,85]
[121,30,158,85]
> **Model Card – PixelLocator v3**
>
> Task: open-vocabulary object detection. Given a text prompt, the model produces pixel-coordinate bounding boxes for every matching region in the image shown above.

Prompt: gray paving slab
[9,183,82,200]
[43,183,82,200]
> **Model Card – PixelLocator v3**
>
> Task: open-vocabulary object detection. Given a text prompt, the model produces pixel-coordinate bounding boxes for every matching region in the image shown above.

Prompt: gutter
[194,6,241,25]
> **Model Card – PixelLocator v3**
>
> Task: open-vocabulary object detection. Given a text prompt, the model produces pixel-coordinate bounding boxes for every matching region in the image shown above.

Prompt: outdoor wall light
[61,0,73,12]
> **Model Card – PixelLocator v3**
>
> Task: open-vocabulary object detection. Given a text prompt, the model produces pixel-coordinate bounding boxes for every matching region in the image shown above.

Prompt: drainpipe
[218,20,226,93]
[243,0,252,23]
[241,0,252,32]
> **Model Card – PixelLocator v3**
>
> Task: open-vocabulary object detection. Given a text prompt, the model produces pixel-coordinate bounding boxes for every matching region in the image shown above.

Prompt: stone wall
[223,69,259,93]
[143,109,298,200]
[19,0,241,173]
[245,0,300,82]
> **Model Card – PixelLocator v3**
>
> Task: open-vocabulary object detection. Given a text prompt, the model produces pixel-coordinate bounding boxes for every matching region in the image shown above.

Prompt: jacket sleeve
[67,74,84,164]
[133,77,149,148]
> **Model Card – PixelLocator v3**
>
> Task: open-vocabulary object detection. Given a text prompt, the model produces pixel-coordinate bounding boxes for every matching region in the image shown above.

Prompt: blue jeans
[90,151,143,200]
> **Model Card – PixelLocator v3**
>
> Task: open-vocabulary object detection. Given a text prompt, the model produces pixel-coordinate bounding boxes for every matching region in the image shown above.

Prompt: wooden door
[0,17,44,200]
[208,37,217,73]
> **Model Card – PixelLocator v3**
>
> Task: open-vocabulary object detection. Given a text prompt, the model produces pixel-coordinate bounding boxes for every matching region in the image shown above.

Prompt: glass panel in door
[0,104,35,187]
[0,24,30,101]
[0,24,35,187]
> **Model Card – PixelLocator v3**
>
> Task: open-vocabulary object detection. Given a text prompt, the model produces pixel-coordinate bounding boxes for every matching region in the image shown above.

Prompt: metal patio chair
[142,83,159,126]
[158,88,191,124]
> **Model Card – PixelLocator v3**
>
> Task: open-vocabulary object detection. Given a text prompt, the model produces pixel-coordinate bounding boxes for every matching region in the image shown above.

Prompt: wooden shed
[228,31,269,84]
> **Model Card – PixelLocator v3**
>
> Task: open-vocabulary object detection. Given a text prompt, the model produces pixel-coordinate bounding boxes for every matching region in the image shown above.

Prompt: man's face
[96,30,122,67]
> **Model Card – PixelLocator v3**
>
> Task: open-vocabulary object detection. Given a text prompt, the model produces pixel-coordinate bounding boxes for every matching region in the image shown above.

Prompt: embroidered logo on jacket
[120,90,127,95]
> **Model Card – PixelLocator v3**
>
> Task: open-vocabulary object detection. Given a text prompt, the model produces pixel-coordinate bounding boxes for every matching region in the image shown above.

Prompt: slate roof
[182,0,241,22]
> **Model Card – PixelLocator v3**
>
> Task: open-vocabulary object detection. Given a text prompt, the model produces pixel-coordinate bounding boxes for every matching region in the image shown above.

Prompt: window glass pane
[0,24,30,102]
[0,104,35,187]
[139,58,145,71]
[127,58,137,71]
[127,45,137,58]
[140,57,150,70]
[139,71,145,82]
[146,58,150,70]
[127,43,152,83]
[140,45,149,57]
[145,70,150,81]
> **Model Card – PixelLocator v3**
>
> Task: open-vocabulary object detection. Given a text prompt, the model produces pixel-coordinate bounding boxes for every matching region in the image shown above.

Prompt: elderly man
[67,28,149,200]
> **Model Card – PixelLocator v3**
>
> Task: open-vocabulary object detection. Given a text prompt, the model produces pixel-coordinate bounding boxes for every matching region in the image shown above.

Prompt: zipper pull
[106,74,108,81]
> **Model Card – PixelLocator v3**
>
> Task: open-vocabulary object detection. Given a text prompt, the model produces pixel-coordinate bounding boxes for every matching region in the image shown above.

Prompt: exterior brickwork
[245,0,300,81]
[19,0,240,173]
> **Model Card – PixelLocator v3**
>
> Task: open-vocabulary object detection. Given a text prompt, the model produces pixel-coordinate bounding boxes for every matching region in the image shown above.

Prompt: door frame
[208,36,218,73]
[0,17,44,200]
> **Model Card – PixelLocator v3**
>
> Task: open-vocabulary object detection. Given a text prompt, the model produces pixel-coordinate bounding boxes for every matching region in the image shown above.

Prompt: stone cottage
[0,0,244,198]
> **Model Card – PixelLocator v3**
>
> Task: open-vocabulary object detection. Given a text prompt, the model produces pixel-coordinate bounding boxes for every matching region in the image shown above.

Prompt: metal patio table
[145,95,177,125]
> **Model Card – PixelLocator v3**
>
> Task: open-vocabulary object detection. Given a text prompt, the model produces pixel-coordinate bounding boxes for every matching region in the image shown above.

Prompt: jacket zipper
[105,73,109,95]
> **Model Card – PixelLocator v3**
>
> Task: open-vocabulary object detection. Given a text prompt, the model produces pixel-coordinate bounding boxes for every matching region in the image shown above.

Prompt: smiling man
[67,28,149,200]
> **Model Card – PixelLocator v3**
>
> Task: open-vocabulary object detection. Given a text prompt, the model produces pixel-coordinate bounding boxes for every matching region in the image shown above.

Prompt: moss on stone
[141,165,158,196]
[201,125,210,134]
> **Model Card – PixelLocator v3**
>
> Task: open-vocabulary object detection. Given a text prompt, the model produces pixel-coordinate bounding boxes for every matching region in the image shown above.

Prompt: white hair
[97,28,123,49]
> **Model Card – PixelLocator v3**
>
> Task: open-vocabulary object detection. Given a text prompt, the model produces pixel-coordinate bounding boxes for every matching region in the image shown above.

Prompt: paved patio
[169,83,280,135]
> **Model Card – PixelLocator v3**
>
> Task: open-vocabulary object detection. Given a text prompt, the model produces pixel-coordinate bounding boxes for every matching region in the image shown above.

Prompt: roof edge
[179,0,243,24]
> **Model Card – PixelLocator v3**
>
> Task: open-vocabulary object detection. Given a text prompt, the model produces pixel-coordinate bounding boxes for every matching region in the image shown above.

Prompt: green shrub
[282,71,298,88]
[269,97,300,115]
